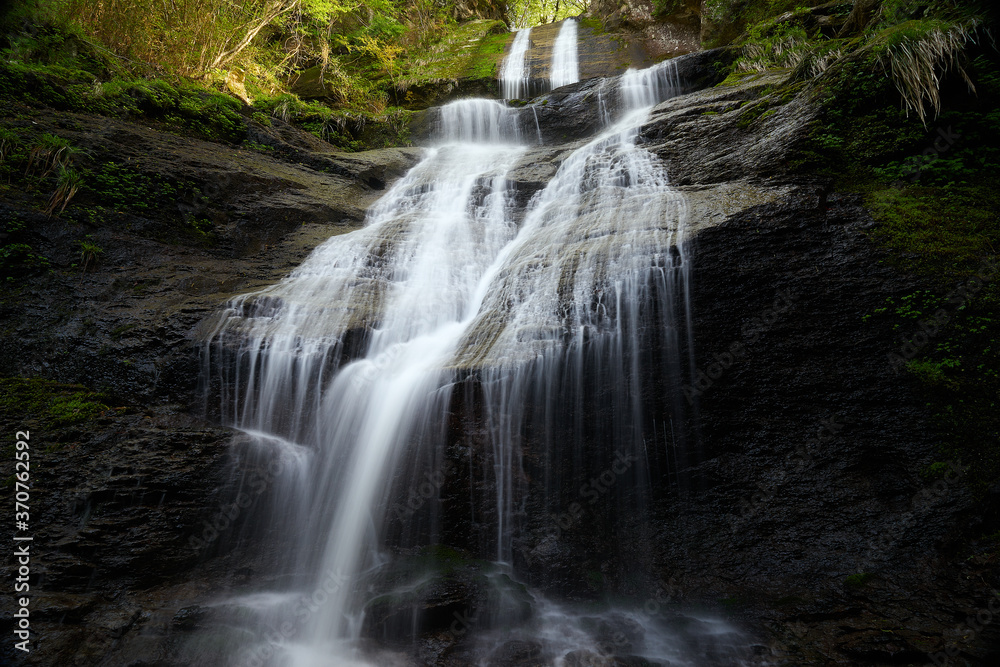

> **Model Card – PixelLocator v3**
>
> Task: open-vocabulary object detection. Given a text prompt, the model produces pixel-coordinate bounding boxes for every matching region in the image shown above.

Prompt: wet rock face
[589,0,702,58]
[428,53,1000,667]
[0,107,422,406]
[0,405,239,667]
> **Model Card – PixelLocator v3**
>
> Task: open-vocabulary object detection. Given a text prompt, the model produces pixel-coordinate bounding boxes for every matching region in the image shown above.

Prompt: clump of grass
[77,237,104,272]
[46,165,83,215]
[875,18,983,126]
[25,133,73,177]
[0,127,22,168]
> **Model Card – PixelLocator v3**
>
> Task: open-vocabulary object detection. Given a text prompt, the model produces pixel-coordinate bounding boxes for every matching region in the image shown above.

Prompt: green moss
[736,100,773,129]
[845,572,872,588]
[718,70,763,87]
[907,358,961,390]
[0,60,248,144]
[396,19,507,89]
[578,17,606,35]
[866,187,1000,276]
[920,461,955,480]
[703,0,838,50]
[468,31,509,79]
[0,377,110,427]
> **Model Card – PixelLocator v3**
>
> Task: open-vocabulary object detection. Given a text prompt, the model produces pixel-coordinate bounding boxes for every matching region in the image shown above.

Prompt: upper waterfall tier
[549,18,580,90]
[500,28,532,100]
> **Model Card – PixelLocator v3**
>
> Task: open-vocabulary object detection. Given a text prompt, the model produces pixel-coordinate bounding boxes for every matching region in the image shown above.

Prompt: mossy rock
[0,377,112,428]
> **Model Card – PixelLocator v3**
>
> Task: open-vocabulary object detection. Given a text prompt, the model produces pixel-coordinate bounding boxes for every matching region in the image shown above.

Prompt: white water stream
[199,58,754,667]
[499,28,533,99]
[548,19,580,90]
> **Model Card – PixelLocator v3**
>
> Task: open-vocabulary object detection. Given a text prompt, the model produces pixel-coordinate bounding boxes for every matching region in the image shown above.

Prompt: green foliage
[845,572,872,588]
[862,187,999,496]
[26,132,75,177]
[920,460,955,480]
[1,0,494,120]
[0,377,110,427]
[703,0,833,49]
[46,164,83,215]
[395,19,506,93]
[867,17,983,125]
[85,161,183,213]
[653,0,683,18]
[735,11,815,73]
[0,61,250,143]
[0,243,50,282]
[907,358,962,388]
[866,186,999,276]
[77,237,103,272]
[508,0,589,29]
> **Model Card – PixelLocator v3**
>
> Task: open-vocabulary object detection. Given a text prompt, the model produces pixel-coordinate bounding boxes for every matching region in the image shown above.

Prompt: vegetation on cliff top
[718,0,999,496]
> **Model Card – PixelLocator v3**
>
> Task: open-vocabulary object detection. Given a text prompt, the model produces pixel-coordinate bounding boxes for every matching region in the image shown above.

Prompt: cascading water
[499,28,532,99]
[548,19,580,90]
[197,57,757,667]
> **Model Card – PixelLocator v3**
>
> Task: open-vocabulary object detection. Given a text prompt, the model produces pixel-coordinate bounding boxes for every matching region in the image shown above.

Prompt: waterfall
[198,58,755,667]
[499,28,532,99]
[437,98,524,143]
[548,19,580,90]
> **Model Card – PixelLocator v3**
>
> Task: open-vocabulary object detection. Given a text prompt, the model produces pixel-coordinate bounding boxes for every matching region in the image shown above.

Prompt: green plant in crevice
[845,572,872,588]
[0,127,23,173]
[907,358,962,389]
[25,132,73,177]
[77,237,103,272]
[737,18,815,73]
[46,165,83,215]
[0,242,50,282]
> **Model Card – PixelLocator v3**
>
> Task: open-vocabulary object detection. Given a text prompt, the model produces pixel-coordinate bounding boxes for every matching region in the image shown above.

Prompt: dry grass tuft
[879,19,983,126]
